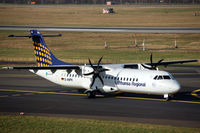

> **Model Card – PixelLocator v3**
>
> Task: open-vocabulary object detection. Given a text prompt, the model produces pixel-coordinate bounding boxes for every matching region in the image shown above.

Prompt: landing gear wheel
[164,94,173,101]
[166,96,172,101]
[87,91,96,98]
[167,95,173,101]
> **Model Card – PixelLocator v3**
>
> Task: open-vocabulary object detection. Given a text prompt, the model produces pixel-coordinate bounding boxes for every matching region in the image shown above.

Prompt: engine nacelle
[102,86,118,93]
[139,64,159,70]
[82,66,93,76]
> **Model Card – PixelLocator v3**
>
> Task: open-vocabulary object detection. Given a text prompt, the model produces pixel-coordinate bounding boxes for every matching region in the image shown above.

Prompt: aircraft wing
[124,59,199,68]
[2,65,80,70]
[2,59,198,70]
[145,59,198,66]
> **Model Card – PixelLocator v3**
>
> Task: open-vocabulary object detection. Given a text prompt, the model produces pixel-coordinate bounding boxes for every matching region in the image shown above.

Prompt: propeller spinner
[84,57,109,88]
[141,53,164,70]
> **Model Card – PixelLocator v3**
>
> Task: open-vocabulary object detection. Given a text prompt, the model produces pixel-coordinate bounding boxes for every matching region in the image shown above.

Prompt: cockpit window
[163,75,171,79]
[157,76,163,80]
[153,76,158,80]
[154,75,172,80]
[168,73,175,80]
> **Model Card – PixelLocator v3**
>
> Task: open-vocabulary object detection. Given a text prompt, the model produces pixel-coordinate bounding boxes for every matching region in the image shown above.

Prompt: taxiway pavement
[0,68,200,128]
[1,25,200,33]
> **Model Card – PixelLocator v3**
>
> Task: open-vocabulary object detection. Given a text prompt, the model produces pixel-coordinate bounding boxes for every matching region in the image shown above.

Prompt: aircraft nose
[172,80,181,93]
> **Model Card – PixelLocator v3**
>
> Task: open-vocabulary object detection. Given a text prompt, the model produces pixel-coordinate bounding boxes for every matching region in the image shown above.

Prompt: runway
[0,68,200,128]
[1,25,200,33]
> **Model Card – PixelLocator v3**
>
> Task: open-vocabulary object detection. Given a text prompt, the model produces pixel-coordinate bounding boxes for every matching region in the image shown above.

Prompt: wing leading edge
[146,59,199,66]
[124,59,199,68]
[3,59,199,70]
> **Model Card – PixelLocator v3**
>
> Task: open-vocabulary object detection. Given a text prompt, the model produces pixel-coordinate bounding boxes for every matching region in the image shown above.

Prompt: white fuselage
[30,65,180,96]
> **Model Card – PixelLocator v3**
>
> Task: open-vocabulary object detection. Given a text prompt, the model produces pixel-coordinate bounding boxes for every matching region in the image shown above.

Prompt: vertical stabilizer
[30,30,71,66]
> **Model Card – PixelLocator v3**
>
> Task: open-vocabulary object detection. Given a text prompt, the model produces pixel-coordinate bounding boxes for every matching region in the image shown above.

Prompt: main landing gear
[86,91,96,98]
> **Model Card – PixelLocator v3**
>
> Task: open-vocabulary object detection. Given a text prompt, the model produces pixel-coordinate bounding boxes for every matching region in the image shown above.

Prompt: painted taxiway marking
[12,94,21,97]
[0,89,199,104]
[116,96,200,104]
[115,96,166,102]
[24,93,34,96]
[0,89,86,96]
[191,89,200,98]
[0,74,36,78]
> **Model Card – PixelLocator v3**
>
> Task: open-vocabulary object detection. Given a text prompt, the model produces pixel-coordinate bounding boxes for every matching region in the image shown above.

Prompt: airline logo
[116,81,146,87]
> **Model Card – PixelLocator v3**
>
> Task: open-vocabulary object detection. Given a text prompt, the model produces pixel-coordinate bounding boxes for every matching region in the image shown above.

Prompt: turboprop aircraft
[3,30,198,100]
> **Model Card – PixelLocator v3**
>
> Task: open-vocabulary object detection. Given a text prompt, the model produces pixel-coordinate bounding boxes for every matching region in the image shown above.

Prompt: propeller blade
[153,59,164,69]
[143,54,164,70]
[90,75,97,88]
[97,74,104,86]
[88,58,93,68]
[87,56,107,88]
[150,53,153,65]
[103,68,110,71]
[83,71,94,76]
[99,68,109,73]
[157,59,164,65]
[97,56,103,68]
[141,64,152,69]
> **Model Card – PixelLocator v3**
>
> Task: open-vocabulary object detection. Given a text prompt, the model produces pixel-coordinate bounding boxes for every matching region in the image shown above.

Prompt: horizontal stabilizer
[43,34,62,37]
[8,35,31,37]
[8,30,70,66]
[2,65,80,70]
[8,34,62,38]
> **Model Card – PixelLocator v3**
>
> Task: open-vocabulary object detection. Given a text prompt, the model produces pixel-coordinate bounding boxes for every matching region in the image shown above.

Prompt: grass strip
[0,5,200,27]
[0,115,199,133]
[0,31,200,64]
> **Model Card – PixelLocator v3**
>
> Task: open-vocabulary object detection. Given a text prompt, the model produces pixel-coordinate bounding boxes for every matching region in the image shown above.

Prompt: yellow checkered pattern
[33,41,52,67]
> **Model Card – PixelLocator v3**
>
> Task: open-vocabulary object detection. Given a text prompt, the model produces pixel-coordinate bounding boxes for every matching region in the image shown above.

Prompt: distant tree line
[1,0,200,4]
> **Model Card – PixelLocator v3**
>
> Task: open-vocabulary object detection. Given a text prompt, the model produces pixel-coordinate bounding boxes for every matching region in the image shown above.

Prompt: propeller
[141,53,164,70]
[84,56,109,88]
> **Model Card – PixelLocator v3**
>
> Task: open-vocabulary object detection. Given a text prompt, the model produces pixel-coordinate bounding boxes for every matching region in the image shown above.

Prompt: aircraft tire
[87,91,96,98]
[166,95,173,101]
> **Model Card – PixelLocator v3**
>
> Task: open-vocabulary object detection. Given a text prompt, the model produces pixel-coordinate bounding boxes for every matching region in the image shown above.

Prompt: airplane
[3,30,198,100]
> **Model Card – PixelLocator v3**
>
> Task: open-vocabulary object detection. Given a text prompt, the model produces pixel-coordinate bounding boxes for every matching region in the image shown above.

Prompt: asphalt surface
[1,25,200,33]
[0,68,200,128]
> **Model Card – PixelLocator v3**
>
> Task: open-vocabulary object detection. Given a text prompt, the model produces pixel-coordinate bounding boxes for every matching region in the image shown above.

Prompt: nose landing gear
[164,94,173,101]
